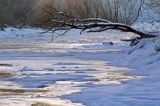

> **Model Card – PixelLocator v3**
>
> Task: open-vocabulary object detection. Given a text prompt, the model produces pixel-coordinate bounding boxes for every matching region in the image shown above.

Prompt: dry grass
[0,64,12,67]
[0,88,49,96]
[31,102,62,106]
[0,73,14,78]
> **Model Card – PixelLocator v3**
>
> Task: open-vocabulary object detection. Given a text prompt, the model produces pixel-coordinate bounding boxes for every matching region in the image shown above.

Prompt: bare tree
[0,0,36,27]
[38,0,144,26]
[0,0,145,27]
[146,0,160,17]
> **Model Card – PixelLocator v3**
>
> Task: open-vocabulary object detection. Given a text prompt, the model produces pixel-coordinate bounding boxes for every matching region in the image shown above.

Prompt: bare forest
[1,0,159,27]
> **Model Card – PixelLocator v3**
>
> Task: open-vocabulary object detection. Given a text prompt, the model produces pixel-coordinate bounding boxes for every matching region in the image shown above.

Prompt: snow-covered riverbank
[0,26,160,106]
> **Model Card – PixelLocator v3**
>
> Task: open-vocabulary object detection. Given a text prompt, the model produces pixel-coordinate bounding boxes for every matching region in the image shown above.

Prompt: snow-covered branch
[43,8,159,44]
[51,18,158,38]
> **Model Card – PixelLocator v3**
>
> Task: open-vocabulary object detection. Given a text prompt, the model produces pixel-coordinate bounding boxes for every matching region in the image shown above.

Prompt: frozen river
[0,28,160,106]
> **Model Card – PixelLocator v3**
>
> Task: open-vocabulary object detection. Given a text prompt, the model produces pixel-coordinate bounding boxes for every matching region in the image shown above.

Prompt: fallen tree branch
[42,9,158,44]
[51,19,158,38]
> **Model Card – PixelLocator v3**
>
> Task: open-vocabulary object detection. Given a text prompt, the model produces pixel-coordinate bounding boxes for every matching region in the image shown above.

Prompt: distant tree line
[0,0,37,27]
[38,0,144,26]
[0,0,159,28]
[146,0,160,16]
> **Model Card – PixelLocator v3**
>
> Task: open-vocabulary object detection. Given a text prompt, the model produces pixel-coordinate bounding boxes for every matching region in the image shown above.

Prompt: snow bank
[118,37,160,76]
[133,22,160,35]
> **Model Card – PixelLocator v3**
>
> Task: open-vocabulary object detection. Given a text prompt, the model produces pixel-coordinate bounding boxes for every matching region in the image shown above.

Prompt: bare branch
[42,8,158,44]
